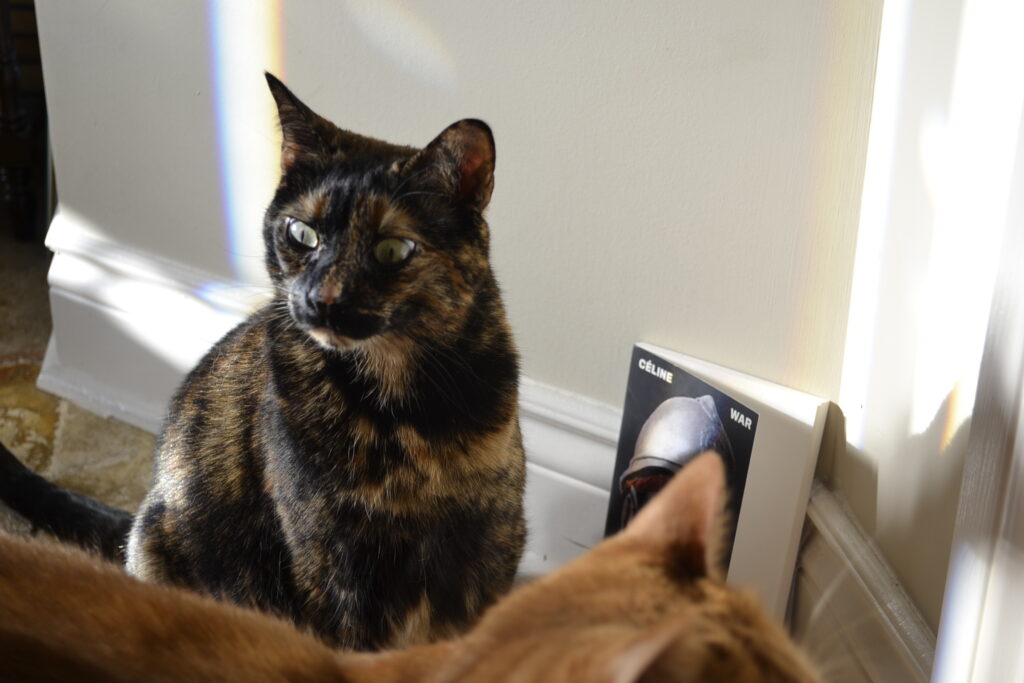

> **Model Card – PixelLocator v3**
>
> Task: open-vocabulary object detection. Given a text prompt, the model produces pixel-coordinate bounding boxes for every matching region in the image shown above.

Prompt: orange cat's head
[415,451,821,682]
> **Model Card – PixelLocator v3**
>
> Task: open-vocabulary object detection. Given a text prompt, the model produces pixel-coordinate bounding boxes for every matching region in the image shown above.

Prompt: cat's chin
[306,327,361,352]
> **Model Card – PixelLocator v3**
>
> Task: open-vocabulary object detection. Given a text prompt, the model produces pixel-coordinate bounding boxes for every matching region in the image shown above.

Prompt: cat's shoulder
[175,305,277,386]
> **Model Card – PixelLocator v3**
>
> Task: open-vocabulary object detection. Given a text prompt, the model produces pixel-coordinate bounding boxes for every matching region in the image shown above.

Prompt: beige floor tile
[46,400,154,512]
[0,363,58,472]
[0,235,52,365]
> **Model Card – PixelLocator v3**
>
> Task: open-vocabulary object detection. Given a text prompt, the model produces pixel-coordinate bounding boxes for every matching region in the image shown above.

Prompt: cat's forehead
[278,147,405,209]
[284,175,419,235]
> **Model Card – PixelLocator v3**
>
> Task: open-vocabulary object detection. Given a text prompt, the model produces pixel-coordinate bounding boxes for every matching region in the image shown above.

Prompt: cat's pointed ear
[265,72,328,171]
[409,120,496,209]
[622,450,728,578]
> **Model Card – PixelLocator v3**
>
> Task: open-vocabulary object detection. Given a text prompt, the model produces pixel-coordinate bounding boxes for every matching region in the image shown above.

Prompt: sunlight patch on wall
[46,209,255,375]
[340,0,457,90]
[208,0,284,285]
[840,0,1023,452]
[103,280,242,373]
[908,0,1024,447]
[838,0,913,450]
[48,252,242,375]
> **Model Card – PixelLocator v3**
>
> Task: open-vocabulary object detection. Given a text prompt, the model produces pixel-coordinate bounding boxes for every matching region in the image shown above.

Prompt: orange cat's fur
[0,452,820,682]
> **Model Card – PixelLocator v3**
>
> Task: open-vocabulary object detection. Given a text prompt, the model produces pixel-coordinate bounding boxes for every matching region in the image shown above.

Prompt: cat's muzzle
[292,291,384,348]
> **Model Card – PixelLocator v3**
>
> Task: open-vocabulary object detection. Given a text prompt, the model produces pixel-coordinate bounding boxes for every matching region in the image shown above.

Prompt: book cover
[604,346,757,563]
[605,343,829,619]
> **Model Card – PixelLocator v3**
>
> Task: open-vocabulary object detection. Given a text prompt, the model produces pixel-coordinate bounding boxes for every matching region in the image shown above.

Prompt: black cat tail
[0,441,133,562]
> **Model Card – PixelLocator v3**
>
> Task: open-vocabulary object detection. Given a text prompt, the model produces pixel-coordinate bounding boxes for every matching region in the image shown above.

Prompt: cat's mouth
[306,327,361,352]
[289,297,384,352]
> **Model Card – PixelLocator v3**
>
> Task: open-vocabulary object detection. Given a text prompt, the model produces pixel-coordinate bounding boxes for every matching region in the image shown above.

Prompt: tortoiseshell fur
[123,75,526,650]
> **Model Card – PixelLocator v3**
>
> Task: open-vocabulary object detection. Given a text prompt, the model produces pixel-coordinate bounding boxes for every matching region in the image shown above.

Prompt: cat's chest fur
[129,304,525,651]
[263,308,524,521]
[124,75,527,651]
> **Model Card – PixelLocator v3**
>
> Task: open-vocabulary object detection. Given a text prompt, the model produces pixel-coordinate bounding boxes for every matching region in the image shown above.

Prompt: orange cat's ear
[410,120,496,209]
[588,620,684,683]
[621,450,727,578]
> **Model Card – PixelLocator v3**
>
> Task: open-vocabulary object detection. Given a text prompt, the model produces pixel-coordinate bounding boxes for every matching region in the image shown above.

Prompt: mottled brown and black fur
[2,74,526,651]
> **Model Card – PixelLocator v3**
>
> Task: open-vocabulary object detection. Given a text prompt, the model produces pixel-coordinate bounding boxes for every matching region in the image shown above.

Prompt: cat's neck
[263,297,519,432]
[260,298,520,513]
[344,333,423,407]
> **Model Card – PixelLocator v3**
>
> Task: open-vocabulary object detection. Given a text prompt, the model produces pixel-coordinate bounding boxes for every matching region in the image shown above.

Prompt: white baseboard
[39,210,933,675]
[793,482,935,682]
[40,210,265,433]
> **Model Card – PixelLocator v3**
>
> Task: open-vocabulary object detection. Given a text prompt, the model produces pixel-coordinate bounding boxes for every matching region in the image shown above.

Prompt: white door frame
[932,112,1024,682]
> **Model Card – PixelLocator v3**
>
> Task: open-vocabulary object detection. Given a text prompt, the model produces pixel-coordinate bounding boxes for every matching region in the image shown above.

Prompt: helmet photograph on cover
[605,347,758,568]
[618,395,734,527]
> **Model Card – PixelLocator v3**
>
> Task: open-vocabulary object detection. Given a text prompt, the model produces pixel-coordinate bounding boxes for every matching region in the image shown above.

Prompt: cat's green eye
[287,218,319,250]
[374,238,416,266]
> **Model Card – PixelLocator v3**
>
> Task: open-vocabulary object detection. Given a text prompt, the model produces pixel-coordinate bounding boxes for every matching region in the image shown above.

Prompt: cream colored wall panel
[37,0,879,408]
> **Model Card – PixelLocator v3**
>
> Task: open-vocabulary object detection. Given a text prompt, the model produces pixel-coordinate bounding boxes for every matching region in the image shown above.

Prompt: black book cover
[604,346,759,567]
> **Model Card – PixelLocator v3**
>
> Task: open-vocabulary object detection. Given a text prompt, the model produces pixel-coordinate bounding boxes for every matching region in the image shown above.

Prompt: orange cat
[0,452,820,682]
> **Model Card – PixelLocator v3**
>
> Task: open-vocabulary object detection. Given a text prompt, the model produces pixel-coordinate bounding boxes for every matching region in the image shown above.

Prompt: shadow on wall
[816,391,968,631]
[817,403,878,534]
[884,391,970,629]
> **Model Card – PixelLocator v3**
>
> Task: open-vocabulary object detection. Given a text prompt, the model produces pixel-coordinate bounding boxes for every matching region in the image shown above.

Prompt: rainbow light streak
[208,0,283,285]
[783,3,884,397]
[908,0,1024,448]
[341,0,457,90]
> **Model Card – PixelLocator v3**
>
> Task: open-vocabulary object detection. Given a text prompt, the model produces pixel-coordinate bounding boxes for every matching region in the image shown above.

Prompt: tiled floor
[0,231,154,536]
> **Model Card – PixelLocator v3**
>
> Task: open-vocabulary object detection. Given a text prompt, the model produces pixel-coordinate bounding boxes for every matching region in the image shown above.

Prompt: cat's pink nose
[318,282,342,306]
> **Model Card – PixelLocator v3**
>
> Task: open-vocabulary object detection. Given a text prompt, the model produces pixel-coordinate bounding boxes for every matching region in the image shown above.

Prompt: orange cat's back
[0,452,820,682]
[0,535,346,683]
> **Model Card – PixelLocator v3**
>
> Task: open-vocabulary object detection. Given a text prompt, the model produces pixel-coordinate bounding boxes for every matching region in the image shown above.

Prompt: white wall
[37,0,881,406]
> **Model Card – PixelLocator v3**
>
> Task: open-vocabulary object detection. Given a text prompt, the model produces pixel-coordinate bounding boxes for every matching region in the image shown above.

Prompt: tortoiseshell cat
[0,452,821,682]
[0,74,525,650]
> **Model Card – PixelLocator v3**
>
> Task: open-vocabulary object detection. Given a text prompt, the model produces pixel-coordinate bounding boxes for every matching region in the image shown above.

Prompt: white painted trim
[44,210,270,316]
[518,378,620,490]
[932,109,1024,683]
[799,482,935,682]
[37,334,165,435]
[39,210,256,432]
[519,378,622,445]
